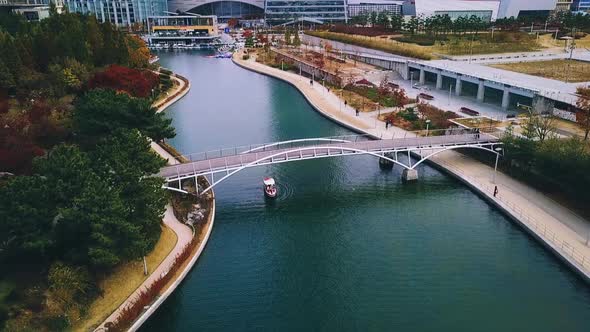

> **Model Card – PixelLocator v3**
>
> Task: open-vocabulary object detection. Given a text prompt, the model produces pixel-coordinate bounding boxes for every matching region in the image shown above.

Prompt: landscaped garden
[380,103,459,131]
[490,59,590,82]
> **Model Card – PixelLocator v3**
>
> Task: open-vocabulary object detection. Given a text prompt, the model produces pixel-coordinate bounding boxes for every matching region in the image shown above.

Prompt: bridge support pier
[402,169,418,182]
[502,88,510,109]
[455,76,462,96]
[477,80,485,101]
[436,71,443,90]
[419,68,426,85]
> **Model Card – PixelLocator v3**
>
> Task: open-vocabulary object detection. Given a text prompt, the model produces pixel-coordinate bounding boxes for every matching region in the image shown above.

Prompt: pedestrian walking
[310,79,313,85]
[385,121,388,129]
[356,109,359,116]
[493,185,498,197]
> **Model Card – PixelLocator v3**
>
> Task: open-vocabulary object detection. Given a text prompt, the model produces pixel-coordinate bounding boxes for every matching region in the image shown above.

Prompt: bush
[242,54,250,60]
[329,25,391,36]
[393,34,442,46]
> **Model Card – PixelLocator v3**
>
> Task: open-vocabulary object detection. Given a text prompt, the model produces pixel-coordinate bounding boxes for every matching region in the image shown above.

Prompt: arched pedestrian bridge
[159,130,501,195]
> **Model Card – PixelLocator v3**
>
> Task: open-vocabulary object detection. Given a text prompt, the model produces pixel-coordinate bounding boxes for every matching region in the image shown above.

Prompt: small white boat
[263,177,277,198]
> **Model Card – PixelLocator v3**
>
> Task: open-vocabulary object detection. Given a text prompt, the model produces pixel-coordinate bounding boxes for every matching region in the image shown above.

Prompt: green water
[142,51,590,331]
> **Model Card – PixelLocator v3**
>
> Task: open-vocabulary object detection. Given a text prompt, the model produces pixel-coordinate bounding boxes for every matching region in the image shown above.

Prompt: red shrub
[88,65,159,98]
[0,100,8,115]
[109,236,199,332]
[0,123,44,174]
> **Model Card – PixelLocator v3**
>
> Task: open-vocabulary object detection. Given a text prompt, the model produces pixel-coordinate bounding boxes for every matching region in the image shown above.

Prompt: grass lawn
[71,225,177,332]
[306,31,541,59]
[452,117,503,129]
[305,31,433,60]
[490,59,590,82]
[332,88,382,112]
[431,32,540,55]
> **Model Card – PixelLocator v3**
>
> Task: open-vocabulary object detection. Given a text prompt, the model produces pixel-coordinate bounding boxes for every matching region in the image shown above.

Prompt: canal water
[143,51,590,331]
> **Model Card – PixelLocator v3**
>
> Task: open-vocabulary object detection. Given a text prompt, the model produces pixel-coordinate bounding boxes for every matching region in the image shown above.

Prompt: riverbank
[94,70,216,331]
[232,50,590,282]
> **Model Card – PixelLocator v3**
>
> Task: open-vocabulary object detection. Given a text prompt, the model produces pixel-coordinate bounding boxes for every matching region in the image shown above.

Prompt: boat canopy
[263,177,275,186]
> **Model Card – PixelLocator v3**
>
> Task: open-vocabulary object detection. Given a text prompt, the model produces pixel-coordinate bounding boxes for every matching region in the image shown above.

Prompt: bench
[418,93,434,100]
[460,107,479,116]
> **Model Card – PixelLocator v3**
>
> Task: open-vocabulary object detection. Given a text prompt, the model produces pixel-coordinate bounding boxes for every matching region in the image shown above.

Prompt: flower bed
[345,84,409,108]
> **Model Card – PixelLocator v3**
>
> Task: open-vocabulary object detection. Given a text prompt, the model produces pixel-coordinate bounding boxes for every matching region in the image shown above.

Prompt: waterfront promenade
[233,52,590,281]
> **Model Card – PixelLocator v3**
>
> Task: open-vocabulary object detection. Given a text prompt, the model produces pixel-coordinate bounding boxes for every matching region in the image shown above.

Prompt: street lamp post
[493,147,503,184]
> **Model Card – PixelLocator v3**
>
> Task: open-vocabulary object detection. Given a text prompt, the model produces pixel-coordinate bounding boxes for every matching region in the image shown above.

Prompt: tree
[404,16,419,35]
[126,35,151,68]
[284,29,291,45]
[88,64,159,98]
[292,31,301,47]
[0,175,56,262]
[227,18,238,28]
[390,14,403,31]
[576,86,590,140]
[90,130,167,254]
[523,108,556,142]
[376,11,389,29]
[32,144,93,207]
[73,89,175,142]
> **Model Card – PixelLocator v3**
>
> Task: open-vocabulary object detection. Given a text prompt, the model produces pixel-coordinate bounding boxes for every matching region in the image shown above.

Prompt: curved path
[233,51,590,282]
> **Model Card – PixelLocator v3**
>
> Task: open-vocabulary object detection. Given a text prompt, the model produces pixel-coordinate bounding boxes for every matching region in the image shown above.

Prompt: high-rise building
[497,0,558,18]
[1,0,64,21]
[167,0,264,21]
[264,0,348,24]
[348,0,403,18]
[555,0,573,11]
[574,0,590,11]
[64,0,167,26]
[404,0,500,22]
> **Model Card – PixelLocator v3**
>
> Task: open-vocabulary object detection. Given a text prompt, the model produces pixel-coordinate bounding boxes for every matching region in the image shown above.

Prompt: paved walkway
[98,206,193,330]
[234,52,590,280]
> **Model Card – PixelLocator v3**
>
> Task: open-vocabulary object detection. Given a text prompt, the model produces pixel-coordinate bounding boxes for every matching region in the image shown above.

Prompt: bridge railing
[437,159,590,276]
[178,134,374,162]
[177,129,495,163]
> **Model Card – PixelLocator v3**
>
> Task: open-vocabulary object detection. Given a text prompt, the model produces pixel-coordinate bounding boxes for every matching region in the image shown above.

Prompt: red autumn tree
[227,18,238,28]
[0,118,44,174]
[88,65,159,98]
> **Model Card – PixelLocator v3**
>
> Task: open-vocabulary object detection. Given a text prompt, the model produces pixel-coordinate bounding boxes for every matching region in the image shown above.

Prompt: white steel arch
[163,141,501,195]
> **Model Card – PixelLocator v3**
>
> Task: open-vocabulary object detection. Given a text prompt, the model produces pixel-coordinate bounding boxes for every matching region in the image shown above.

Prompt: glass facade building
[348,1,402,18]
[433,10,493,21]
[575,0,590,11]
[64,0,167,26]
[264,0,347,24]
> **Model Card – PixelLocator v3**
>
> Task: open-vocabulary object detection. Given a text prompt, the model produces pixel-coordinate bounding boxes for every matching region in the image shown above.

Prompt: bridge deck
[159,133,499,181]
